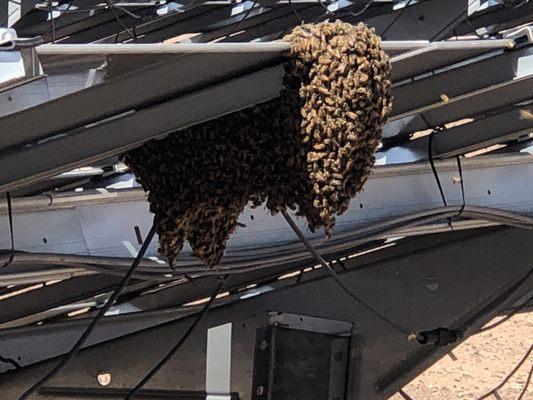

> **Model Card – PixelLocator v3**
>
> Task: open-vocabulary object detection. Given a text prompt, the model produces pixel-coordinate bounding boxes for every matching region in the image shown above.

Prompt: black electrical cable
[18,218,158,400]
[422,115,467,229]
[428,130,448,207]
[125,275,227,399]
[5,204,533,283]
[315,0,334,18]
[48,0,56,43]
[429,0,481,41]
[517,363,533,400]
[281,209,413,337]
[310,0,371,24]
[398,389,416,400]
[109,4,142,19]
[228,0,259,38]
[104,0,137,41]
[288,0,305,24]
[456,155,465,215]
[380,0,412,38]
[478,293,533,333]
[476,343,533,400]
[449,155,466,226]
[346,0,374,18]
[1,192,15,269]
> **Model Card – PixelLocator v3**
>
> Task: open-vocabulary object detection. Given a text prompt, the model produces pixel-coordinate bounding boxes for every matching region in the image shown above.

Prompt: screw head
[97,372,111,386]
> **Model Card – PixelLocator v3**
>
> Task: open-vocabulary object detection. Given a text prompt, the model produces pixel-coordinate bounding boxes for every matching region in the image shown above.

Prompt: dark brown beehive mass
[124,21,392,267]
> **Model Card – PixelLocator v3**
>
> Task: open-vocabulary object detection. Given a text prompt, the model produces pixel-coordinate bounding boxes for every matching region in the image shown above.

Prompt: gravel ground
[389,312,533,400]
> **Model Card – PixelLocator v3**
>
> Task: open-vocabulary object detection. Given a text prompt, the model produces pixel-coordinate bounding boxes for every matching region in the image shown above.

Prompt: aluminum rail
[0,268,93,286]
[1,153,531,214]
[1,154,533,271]
[33,39,515,56]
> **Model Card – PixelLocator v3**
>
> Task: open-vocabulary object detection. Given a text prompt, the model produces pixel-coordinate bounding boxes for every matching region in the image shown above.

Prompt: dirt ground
[389,312,533,400]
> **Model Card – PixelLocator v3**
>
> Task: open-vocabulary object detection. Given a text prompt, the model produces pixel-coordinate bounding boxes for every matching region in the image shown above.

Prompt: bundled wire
[478,293,533,333]
[3,205,533,282]
[476,344,533,400]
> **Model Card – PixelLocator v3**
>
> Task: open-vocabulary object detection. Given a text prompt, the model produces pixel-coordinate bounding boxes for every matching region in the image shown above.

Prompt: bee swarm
[124,21,392,267]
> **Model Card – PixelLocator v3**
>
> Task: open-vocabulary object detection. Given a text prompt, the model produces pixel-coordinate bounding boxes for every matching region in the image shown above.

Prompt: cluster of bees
[124,21,392,267]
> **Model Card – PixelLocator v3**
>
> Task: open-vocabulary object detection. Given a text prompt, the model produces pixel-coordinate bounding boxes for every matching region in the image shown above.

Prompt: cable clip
[417,327,463,346]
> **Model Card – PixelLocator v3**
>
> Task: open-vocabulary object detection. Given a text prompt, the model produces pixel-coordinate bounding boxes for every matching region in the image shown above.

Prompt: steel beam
[0,227,531,399]
[35,41,464,56]
[3,154,533,257]
[193,2,346,43]
[390,44,533,118]
[0,48,287,151]
[0,279,158,331]
[0,64,285,192]
[109,3,263,44]
[0,39,529,191]
[453,2,533,37]
[14,0,150,41]
[389,106,533,161]
[0,2,8,28]
[119,228,486,313]
[390,39,514,82]
[382,74,533,142]
[0,276,121,326]
[94,4,230,44]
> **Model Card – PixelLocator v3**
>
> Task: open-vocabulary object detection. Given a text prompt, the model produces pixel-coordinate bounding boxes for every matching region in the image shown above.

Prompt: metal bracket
[268,312,354,337]
[0,28,17,49]
[252,325,351,400]
[504,25,533,43]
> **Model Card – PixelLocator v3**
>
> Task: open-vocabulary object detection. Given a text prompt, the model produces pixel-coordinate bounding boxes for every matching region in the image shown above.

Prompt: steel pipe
[34,39,515,56]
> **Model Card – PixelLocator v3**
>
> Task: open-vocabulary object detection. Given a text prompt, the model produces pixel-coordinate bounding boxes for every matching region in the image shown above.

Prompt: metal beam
[453,2,533,37]
[0,227,531,398]
[0,275,122,326]
[14,0,149,41]
[0,39,529,191]
[106,3,259,44]
[390,39,514,81]
[390,44,533,118]
[34,41,482,56]
[0,2,8,28]
[400,107,533,160]
[0,64,285,192]
[0,47,287,151]
[3,154,533,258]
[120,228,486,313]
[35,42,293,55]
[382,73,533,141]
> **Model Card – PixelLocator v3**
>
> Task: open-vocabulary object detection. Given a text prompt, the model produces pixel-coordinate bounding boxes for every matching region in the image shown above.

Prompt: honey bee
[124,20,391,268]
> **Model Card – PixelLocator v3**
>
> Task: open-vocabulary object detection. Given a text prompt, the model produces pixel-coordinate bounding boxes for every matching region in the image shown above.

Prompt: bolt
[425,277,439,292]
[97,372,111,386]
